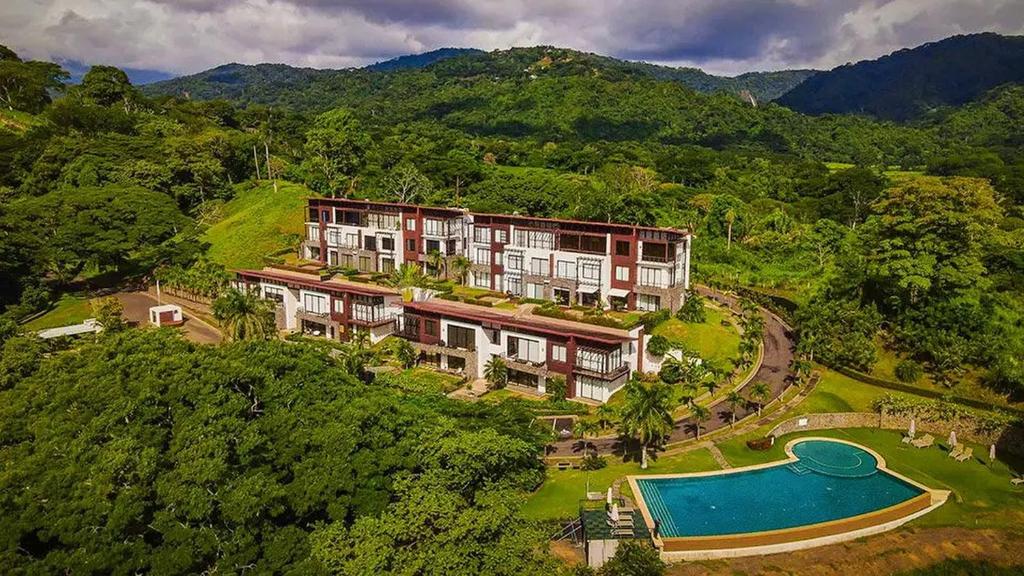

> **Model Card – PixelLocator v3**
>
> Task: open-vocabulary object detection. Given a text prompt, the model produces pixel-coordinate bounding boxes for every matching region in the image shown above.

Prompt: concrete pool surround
[626,437,950,561]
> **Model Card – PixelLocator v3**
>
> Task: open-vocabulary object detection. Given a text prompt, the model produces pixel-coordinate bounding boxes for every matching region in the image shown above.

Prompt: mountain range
[141,33,1024,122]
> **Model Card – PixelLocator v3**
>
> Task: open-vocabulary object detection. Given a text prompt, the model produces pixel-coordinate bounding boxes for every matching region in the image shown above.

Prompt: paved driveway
[116,291,223,344]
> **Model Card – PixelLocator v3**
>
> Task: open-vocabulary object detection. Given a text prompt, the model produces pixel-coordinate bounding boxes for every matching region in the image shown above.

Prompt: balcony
[575,345,627,380]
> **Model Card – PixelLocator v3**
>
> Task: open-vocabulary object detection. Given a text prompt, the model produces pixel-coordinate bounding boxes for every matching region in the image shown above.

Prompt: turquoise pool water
[636,440,924,538]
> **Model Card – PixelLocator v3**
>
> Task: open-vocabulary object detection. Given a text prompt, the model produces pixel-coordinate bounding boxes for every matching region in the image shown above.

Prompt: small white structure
[37,318,101,339]
[149,304,184,327]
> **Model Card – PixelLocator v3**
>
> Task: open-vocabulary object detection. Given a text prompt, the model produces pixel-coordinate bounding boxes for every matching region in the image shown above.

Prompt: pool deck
[626,437,951,561]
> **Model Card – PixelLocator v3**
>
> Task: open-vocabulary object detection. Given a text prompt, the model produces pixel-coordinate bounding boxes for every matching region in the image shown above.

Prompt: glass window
[447,325,476,350]
[551,344,567,363]
[527,283,544,299]
[616,240,631,256]
[345,233,359,248]
[556,260,576,280]
[639,267,663,287]
[507,336,541,363]
[514,229,554,249]
[406,218,416,231]
[495,229,508,243]
[425,319,438,336]
[615,266,629,281]
[530,258,548,275]
[475,248,491,265]
[580,261,601,281]
[364,236,377,251]
[473,226,491,244]
[406,239,416,252]
[302,293,326,314]
[380,236,394,251]
[424,218,442,236]
[333,299,344,314]
[507,252,523,271]
[263,285,284,302]
[473,271,491,288]
[506,276,522,296]
[637,293,661,311]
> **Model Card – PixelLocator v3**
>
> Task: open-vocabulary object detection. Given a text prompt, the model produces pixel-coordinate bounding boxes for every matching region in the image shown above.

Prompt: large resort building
[235,197,692,403]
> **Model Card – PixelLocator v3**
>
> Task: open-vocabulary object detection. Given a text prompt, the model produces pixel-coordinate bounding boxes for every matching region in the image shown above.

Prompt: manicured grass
[651,307,741,367]
[792,367,890,415]
[203,181,311,269]
[714,427,1024,530]
[522,448,721,521]
[23,295,94,330]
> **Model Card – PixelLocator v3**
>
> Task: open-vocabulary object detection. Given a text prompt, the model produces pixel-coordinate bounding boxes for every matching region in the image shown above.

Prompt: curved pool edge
[626,437,951,562]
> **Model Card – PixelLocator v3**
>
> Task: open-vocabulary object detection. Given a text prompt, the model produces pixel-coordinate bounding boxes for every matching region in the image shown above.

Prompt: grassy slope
[23,295,94,330]
[651,308,741,367]
[522,448,721,521]
[203,181,312,269]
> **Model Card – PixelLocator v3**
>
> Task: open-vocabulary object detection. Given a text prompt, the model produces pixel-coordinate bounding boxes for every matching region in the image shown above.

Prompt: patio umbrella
[610,503,620,523]
[990,444,997,461]
[948,430,957,448]
[908,418,916,438]
[607,487,614,505]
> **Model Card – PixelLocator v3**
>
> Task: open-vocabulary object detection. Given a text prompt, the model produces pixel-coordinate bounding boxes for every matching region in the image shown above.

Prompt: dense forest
[2,36,1024,573]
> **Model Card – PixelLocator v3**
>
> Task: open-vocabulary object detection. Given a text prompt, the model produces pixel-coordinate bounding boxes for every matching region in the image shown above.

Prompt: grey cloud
[1,0,1022,76]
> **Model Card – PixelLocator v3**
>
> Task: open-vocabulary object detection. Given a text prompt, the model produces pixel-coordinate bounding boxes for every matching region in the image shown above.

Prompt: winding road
[545,286,795,458]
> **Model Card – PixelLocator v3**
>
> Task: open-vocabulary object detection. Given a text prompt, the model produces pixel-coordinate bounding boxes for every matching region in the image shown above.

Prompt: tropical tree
[484,357,508,390]
[793,356,813,386]
[91,296,126,332]
[619,381,674,469]
[387,262,428,289]
[748,381,771,417]
[391,337,417,369]
[595,404,618,431]
[450,254,471,285]
[427,249,445,279]
[573,418,600,457]
[726,391,745,426]
[383,162,434,204]
[675,292,706,323]
[689,403,710,440]
[299,108,370,197]
[212,288,275,341]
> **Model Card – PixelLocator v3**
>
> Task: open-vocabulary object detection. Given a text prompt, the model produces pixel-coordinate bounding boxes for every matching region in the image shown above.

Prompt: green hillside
[203,181,312,269]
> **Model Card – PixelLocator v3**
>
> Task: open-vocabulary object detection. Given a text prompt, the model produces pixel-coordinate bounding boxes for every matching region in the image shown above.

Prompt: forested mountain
[778,33,1024,121]
[143,46,815,106]
[365,47,483,71]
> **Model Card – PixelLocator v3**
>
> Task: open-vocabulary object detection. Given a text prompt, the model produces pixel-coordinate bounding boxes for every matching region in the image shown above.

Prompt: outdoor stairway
[553,518,584,545]
[787,462,813,475]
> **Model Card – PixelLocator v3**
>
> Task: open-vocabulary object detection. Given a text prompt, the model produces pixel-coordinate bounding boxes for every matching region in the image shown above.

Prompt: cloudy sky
[2,0,1023,76]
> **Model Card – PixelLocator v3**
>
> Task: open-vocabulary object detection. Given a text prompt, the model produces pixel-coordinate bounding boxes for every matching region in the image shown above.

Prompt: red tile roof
[235,268,399,297]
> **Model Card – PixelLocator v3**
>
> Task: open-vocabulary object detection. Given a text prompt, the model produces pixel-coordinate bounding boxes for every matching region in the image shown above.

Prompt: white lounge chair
[955,447,973,462]
[1011,477,1024,486]
[948,444,964,458]
[911,434,934,448]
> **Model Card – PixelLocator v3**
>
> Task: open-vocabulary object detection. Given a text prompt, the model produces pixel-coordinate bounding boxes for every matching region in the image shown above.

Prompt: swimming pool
[631,438,942,550]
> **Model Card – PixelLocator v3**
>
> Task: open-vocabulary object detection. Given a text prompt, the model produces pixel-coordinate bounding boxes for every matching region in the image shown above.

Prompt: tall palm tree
[595,404,618,432]
[483,357,508,390]
[726,390,745,426]
[212,288,275,341]
[450,255,471,285]
[573,418,600,457]
[427,249,445,279]
[619,381,674,469]
[793,357,813,386]
[725,208,736,251]
[748,381,771,417]
[387,262,427,289]
[690,403,711,440]
[391,337,417,369]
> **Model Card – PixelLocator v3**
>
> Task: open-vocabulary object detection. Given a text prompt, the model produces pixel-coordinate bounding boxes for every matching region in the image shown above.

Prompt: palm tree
[450,254,471,285]
[338,338,378,382]
[726,390,745,426]
[391,337,417,369]
[387,263,427,289]
[483,357,508,390]
[595,404,618,432]
[212,288,275,341]
[619,381,674,469]
[427,249,445,279]
[690,403,711,440]
[573,418,600,457]
[748,381,771,417]
[793,357,813,386]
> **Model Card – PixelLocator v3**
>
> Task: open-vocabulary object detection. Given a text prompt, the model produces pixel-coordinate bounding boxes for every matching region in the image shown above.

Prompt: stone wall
[768,412,1024,457]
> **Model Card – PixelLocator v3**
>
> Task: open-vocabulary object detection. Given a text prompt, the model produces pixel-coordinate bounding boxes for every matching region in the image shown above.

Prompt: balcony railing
[350,305,396,325]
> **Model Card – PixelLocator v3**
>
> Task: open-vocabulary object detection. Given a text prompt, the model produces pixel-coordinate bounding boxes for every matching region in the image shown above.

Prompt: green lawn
[23,295,94,330]
[651,308,741,367]
[714,427,1024,530]
[522,448,721,521]
[203,181,311,269]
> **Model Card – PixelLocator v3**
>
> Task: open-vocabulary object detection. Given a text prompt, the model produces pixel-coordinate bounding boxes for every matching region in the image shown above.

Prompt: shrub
[546,375,567,402]
[640,309,671,332]
[675,292,707,323]
[746,436,775,451]
[647,334,671,356]
[658,363,683,384]
[895,359,924,383]
[580,454,607,471]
